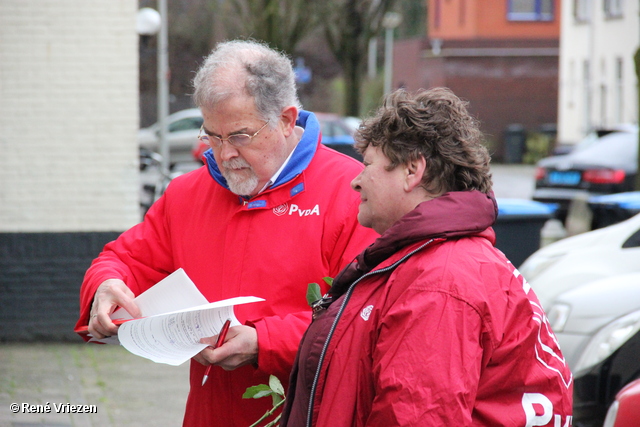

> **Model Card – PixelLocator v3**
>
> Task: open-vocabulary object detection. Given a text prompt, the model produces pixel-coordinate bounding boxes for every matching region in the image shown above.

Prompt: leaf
[253,390,274,399]
[323,277,334,287]
[243,384,272,399]
[306,282,323,306]
[271,392,284,407]
[269,374,285,396]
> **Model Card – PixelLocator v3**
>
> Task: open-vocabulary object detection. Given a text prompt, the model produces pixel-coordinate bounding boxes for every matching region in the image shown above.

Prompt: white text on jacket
[522,393,572,427]
[288,204,320,216]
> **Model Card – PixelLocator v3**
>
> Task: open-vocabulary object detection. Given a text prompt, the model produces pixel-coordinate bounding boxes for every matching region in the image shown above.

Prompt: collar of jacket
[329,190,498,297]
[203,110,320,198]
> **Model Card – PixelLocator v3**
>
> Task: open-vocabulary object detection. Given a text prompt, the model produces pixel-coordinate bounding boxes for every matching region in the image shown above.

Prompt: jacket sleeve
[74,195,175,338]
[367,288,488,426]
[250,196,378,380]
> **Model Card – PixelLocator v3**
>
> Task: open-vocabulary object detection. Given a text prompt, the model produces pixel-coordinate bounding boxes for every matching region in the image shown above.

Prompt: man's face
[201,96,290,197]
[351,145,409,235]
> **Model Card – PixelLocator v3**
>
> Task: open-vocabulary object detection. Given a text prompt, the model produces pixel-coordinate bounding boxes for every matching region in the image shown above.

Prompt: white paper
[111,268,209,319]
[88,268,209,344]
[117,296,264,366]
[88,268,264,365]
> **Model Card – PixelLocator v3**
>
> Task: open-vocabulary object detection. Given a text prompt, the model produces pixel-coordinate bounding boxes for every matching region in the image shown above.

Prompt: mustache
[221,158,251,170]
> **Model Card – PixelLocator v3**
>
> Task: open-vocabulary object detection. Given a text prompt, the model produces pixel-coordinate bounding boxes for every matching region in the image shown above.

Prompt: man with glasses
[75,40,378,427]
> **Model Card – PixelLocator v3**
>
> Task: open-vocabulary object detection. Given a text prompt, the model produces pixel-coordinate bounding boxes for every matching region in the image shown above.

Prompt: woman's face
[351,145,411,235]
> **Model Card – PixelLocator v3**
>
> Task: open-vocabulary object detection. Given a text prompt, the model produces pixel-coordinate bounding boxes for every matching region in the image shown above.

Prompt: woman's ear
[404,156,427,192]
[279,106,299,137]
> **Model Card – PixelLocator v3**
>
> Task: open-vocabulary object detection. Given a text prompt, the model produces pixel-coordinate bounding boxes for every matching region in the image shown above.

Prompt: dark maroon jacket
[282,191,573,427]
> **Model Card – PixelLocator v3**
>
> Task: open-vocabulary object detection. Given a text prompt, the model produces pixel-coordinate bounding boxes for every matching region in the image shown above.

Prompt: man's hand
[194,325,258,371]
[88,279,141,339]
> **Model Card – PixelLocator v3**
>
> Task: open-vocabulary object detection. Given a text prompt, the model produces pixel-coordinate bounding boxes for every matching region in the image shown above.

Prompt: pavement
[0,164,537,427]
[0,343,190,427]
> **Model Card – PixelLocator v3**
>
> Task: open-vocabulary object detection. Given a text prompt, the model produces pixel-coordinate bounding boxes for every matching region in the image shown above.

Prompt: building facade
[557,0,639,143]
[0,1,139,340]
[394,0,561,161]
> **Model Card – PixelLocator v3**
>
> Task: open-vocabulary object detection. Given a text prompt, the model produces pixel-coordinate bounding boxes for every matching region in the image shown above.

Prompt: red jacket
[282,191,573,426]
[75,112,379,427]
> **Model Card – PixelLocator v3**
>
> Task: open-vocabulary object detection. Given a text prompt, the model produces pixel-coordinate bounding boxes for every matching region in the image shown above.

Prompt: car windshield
[571,131,638,167]
[169,116,203,132]
[572,132,601,152]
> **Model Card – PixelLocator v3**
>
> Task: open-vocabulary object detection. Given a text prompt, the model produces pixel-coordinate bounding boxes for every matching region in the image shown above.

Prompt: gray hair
[192,39,301,124]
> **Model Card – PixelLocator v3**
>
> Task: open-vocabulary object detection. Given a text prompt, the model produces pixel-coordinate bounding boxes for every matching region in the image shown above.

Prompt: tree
[222,0,324,54]
[322,0,398,116]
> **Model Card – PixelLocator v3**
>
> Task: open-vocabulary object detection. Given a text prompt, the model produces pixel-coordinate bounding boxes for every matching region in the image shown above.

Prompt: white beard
[221,158,259,196]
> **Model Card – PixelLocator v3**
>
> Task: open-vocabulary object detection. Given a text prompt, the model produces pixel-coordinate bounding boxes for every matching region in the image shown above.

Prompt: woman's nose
[351,173,362,191]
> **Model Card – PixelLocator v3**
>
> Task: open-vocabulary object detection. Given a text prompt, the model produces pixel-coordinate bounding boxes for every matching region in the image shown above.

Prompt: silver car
[138,108,203,165]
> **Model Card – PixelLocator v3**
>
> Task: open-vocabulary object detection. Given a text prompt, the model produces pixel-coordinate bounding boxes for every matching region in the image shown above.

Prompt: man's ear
[279,105,299,137]
[404,156,427,192]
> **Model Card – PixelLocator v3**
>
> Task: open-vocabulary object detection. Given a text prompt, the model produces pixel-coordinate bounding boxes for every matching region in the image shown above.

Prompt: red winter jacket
[75,111,379,427]
[282,191,573,427]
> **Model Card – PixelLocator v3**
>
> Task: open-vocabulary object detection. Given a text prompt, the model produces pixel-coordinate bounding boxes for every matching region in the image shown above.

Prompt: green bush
[523,132,551,165]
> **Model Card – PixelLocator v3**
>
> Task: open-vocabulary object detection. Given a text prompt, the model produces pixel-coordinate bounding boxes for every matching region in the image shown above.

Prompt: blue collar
[203,110,319,197]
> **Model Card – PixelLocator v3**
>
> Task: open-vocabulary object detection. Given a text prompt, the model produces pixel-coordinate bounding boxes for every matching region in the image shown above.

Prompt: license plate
[548,171,581,186]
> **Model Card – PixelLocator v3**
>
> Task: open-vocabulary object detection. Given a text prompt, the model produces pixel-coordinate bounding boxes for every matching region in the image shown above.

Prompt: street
[490,163,536,200]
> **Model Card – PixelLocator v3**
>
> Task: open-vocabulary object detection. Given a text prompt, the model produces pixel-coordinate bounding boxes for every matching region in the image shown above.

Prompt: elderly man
[281,88,573,426]
[75,40,377,427]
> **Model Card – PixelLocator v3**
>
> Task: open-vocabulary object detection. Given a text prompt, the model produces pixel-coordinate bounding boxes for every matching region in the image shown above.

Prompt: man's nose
[218,141,239,161]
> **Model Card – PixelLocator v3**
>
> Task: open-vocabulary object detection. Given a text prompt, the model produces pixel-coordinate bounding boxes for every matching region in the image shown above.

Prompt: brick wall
[0,1,140,232]
[0,232,121,341]
[396,39,559,161]
[0,1,139,341]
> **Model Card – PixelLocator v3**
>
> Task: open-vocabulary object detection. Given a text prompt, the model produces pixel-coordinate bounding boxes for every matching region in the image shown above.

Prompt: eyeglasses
[198,120,270,148]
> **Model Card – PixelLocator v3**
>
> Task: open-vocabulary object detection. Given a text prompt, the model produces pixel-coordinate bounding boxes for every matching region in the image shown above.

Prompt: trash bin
[493,198,556,267]
[504,124,526,164]
[588,192,640,229]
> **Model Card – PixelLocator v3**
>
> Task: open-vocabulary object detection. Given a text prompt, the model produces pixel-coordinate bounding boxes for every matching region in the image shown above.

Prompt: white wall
[557,0,639,144]
[0,0,140,232]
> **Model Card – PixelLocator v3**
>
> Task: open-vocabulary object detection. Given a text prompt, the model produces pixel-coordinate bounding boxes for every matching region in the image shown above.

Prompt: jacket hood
[330,190,498,297]
[203,110,320,196]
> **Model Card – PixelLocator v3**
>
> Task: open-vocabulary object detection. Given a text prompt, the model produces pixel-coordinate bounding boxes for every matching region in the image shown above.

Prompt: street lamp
[136,2,170,180]
[382,12,402,96]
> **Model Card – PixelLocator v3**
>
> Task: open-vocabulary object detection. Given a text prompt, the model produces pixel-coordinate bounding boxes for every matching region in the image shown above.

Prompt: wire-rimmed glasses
[198,120,270,148]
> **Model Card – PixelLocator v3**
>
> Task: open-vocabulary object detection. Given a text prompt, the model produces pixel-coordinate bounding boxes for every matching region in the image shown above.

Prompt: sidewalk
[0,343,190,427]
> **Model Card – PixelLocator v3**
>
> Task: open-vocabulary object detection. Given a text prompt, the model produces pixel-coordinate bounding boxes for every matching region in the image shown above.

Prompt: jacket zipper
[305,239,435,427]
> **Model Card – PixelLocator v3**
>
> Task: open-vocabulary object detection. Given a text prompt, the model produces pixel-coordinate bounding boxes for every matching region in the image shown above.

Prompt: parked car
[549,273,640,427]
[314,112,361,160]
[138,108,203,165]
[519,212,640,311]
[520,213,640,427]
[192,111,362,162]
[532,125,638,223]
[603,378,640,427]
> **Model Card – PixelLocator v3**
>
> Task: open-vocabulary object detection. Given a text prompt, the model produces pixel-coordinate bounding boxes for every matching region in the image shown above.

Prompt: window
[604,0,623,18]
[615,58,624,123]
[507,0,554,21]
[583,60,592,132]
[168,117,203,133]
[574,0,592,22]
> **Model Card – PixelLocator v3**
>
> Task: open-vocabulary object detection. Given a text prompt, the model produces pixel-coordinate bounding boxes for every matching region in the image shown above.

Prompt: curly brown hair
[355,87,493,195]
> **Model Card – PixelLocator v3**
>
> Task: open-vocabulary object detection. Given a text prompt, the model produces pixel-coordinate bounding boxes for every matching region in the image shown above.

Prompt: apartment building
[557,0,639,143]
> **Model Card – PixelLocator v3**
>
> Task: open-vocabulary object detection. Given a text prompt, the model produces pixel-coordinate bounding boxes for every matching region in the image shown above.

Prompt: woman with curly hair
[281,88,573,427]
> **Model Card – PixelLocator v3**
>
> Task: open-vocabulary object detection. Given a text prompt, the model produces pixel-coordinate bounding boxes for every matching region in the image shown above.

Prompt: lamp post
[136,3,170,180]
[382,12,402,96]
